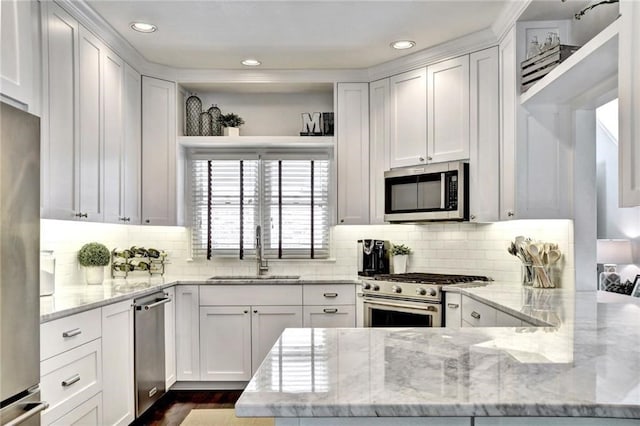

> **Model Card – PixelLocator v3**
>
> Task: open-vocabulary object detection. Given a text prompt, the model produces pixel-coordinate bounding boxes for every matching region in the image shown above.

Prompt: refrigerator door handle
[4,401,49,426]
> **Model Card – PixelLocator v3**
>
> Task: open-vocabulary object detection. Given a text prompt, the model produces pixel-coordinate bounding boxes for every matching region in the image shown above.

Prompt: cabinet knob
[253,310,258,314]
[419,156,425,162]
[323,308,338,314]
[470,214,476,220]
[507,211,515,217]
[243,310,248,314]
[427,156,433,161]
[74,212,87,218]
[145,219,150,224]
[340,219,344,223]
[471,311,481,319]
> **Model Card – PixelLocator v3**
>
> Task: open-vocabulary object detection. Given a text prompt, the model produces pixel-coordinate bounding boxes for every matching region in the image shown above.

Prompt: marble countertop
[236,286,640,419]
[40,276,360,322]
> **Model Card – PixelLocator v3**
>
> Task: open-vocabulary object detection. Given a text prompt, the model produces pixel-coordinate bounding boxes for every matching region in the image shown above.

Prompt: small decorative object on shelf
[185,93,202,136]
[632,275,640,298]
[207,104,222,136]
[520,41,580,93]
[78,242,110,285]
[321,112,334,136]
[220,113,245,136]
[200,111,213,136]
[111,246,168,278]
[390,243,411,274]
[300,112,323,136]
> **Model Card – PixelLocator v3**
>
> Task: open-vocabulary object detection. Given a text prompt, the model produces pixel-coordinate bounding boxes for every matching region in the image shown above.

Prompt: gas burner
[372,273,491,285]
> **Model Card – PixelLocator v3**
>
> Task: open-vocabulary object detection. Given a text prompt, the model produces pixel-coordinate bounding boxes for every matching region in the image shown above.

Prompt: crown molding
[367,28,498,81]
[173,68,369,84]
[492,0,532,43]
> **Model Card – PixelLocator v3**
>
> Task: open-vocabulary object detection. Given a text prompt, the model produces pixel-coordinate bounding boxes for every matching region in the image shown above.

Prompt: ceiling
[86,0,510,70]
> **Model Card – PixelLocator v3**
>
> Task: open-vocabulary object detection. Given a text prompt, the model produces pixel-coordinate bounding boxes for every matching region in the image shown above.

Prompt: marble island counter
[235,288,640,424]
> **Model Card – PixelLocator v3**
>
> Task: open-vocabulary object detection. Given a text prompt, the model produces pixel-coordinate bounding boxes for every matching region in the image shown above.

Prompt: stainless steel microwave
[384,161,468,222]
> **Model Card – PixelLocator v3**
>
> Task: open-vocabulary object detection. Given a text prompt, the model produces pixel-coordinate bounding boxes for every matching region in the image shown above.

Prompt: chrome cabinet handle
[447,303,459,309]
[61,374,80,387]
[62,328,81,338]
[323,292,338,298]
[4,401,49,426]
[471,311,481,319]
[323,308,338,314]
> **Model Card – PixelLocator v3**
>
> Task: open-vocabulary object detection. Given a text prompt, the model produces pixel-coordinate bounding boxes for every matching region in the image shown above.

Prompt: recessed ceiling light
[130,22,157,33]
[241,59,261,67]
[390,40,416,50]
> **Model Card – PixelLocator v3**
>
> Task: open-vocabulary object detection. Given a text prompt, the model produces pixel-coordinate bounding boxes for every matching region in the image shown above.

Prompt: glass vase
[521,263,534,286]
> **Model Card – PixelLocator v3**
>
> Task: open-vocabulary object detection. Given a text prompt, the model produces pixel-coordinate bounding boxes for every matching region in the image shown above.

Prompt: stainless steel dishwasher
[134,291,170,417]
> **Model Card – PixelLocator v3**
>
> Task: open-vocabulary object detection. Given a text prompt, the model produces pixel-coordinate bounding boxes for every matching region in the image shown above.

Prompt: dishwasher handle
[135,296,171,311]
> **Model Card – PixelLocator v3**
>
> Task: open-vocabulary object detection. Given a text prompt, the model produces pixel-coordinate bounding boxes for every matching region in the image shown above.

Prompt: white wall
[42,219,574,289]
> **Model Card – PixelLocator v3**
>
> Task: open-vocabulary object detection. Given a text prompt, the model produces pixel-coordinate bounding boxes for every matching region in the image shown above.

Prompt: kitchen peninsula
[235,285,640,425]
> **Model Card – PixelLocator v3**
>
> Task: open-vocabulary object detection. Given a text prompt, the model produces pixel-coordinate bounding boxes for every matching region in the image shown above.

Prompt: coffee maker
[357,239,390,276]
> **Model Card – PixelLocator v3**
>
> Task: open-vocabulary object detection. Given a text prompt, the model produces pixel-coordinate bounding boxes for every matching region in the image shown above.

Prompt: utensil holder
[521,263,534,286]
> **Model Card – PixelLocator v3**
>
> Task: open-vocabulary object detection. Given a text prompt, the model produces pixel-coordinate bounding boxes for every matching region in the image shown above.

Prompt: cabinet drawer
[41,309,101,361]
[48,392,102,426]
[461,295,496,327]
[444,292,462,328]
[303,305,356,327]
[200,285,302,306]
[303,284,355,306]
[41,339,102,425]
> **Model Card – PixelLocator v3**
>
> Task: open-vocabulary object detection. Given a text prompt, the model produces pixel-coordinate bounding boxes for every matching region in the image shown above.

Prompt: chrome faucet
[256,225,269,275]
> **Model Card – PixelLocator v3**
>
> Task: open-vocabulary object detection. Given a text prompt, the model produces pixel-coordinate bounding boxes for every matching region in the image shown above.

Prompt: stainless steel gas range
[361,273,491,327]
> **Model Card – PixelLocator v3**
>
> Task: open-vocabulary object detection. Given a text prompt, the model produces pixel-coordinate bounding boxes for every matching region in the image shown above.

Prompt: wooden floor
[132,390,243,426]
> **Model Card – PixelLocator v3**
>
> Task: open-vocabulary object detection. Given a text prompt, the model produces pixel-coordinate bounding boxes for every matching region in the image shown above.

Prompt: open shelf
[520,19,619,106]
[178,135,335,149]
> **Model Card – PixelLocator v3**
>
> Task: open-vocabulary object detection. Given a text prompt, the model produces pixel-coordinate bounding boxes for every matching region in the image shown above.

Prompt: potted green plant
[390,243,412,274]
[220,113,245,136]
[78,242,110,285]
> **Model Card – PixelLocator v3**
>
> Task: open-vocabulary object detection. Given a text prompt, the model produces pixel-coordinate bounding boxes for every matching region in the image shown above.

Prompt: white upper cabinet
[122,64,142,224]
[103,47,124,224]
[619,0,640,207]
[0,0,34,111]
[427,55,470,163]
[41,3,80,220]
[141,76,177,225]
[389,68,427,168]
[499,26,518,220]
[369,78,390,224]
[336,82,369,225]
[469,47,500,223]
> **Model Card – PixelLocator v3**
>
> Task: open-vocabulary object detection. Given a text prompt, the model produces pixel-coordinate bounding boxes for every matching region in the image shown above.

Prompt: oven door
[363,296,442,327]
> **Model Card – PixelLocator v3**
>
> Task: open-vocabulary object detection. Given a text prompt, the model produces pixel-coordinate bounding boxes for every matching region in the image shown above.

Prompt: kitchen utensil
[526,244,552,288]
[547,249,562,265]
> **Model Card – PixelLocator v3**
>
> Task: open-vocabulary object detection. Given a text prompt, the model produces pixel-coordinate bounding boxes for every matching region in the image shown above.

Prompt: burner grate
[372,273,490,285]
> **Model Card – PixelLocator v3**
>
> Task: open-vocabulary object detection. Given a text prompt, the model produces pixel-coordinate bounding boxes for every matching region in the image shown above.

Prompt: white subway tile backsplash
[41,219,575,288]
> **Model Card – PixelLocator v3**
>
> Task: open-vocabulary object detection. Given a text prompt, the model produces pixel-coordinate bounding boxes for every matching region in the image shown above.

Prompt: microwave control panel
[446,173,458,210]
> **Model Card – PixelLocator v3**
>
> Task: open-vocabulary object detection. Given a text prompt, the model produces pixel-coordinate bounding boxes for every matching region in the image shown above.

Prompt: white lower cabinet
[199,306,252,381]
[460,295,522,328]
[444,292,462,328]
[176,285,200,381]
[49,393,102,426]
[164,286,177,388]
[251,306,303,373]
[101,299,134,426]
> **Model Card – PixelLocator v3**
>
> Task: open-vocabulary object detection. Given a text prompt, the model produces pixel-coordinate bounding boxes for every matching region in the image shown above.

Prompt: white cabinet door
[389,68,427,168]
[0,0,34,110]
[369,78,390,224]
[77,26,103,222]
[251,306,303,374]
[336,82,369,225]
[49,393,102,426]
[200,306,252,381]
[499,26,517,220]
[619,0,640,207]
[142,76,176,225]
[41,3,79,220]
[427,55,470,163]
[176,285,199,381]
[102,47,124,224]
[122,64,142,224]
[469,47,500,223]
[303,305,355,328]
[164,286,176,389]
[101,300,134,426]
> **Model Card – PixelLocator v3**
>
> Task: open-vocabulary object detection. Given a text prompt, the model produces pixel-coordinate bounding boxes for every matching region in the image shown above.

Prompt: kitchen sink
[207,275,300,281]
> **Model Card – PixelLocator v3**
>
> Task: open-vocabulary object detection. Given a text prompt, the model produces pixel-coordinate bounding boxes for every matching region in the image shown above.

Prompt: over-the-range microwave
[384,161,468,222]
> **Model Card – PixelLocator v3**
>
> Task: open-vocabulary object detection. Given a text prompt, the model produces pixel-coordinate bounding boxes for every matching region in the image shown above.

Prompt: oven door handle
[363,298,438,312]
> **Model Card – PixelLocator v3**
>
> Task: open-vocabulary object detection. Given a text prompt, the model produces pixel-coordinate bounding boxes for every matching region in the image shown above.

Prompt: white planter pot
[223,127,240,137]
[392,255,408,274]
[85,266,105,285]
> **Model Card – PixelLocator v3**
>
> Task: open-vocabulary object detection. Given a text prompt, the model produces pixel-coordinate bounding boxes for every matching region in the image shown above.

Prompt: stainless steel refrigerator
[0,102,48,425]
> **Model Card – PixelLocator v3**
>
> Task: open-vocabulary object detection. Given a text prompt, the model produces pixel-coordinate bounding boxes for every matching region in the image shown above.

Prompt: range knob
[416,288,427,296]
[391,285,402,294]
[362,282,371,290]
[428,288,437,297]
[372,284,380,291]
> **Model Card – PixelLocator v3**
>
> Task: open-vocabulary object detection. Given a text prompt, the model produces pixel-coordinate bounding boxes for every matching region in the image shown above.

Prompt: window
[191,151,331,260]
